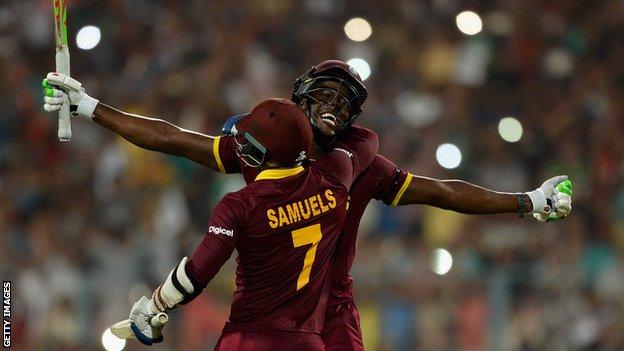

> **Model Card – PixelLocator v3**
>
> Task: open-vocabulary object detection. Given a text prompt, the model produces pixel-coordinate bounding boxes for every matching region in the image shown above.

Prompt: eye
[315,91,332,99]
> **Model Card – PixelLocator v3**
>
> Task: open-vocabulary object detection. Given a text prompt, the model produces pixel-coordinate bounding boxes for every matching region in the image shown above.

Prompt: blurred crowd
[2,0,624,350]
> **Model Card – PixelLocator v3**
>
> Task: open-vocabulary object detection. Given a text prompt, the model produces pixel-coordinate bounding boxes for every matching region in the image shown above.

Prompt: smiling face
[305,79,356,137]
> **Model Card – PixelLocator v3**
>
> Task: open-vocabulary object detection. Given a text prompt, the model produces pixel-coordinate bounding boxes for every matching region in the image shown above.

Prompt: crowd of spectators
[2,0,623,350]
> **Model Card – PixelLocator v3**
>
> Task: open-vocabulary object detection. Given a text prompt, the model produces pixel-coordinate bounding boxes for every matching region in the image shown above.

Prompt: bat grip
[150,312,168,327]
[56,47,72,142]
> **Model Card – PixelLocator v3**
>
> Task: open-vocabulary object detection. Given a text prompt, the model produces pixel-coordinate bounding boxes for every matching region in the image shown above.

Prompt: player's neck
[260,160,303,171]
[310,143,325,159]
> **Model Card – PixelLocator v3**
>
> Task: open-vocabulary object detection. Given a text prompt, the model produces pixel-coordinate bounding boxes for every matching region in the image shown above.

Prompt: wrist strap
[75,94,99,120]
[516,194,525,218]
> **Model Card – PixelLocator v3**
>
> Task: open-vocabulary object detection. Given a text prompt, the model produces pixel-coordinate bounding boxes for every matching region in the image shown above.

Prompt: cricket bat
[52,0,71,141]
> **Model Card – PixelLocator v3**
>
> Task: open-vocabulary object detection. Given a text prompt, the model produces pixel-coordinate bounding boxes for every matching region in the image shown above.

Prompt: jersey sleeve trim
[212,136,226,174]
[255,166,305,181]
[390,173,413,206]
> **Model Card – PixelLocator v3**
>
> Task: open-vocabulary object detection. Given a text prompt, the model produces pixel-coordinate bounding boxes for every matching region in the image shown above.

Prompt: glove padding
[42,72,98,120]
[110,296,168,346]
[527,176,573,222]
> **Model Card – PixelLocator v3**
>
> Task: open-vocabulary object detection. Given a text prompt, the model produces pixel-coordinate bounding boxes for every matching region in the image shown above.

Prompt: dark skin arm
[92,103,221,171]
[90,105,532,215]
[397,175,534,214]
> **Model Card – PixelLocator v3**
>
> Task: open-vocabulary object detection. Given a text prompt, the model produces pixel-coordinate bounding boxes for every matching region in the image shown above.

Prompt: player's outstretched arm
[42,73,222,171]
[397,175,573,221]
[93,103,220,169]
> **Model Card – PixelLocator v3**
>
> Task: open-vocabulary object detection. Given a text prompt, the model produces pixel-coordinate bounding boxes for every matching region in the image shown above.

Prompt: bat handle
[56,47,72,142]
[58,103,71,141]
[150,312,168,327]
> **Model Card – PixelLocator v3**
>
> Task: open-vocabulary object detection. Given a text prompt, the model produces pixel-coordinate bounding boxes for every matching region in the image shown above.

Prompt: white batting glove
[526,176,573,222]
[110,296,168,346]
[42,72,98,120]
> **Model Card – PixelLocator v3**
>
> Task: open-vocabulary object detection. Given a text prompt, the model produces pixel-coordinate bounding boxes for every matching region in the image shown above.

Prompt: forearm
[92,103,219,169]
[93,103,186,151]
[398,176,533,214]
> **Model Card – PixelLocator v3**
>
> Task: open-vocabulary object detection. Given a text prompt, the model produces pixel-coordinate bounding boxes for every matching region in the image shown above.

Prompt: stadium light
[346,58,371,80]
[544,48,574,78]
[498,117,523,142]
[429,248,453,275]
[102,328,126,351]
[456,11,483,35]
[436,143,462,169]
[76,25,101,50]
[344,17,372,42]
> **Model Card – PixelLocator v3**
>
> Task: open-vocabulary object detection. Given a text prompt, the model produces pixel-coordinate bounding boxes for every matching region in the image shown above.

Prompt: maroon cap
[239,98,313,166]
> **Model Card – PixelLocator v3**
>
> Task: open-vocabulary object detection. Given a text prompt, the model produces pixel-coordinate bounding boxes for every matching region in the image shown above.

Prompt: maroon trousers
[214,300,364,351]
[214,330,324,351]
[322,300,365,351]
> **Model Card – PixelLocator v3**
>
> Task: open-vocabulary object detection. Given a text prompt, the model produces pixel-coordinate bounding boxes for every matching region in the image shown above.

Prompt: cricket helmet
[291,60,368,148]
[235,98,312,167]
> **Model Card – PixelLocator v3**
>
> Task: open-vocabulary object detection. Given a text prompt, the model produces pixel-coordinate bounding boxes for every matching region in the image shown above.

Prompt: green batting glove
[527,176,573,222]
[42,72,99,120]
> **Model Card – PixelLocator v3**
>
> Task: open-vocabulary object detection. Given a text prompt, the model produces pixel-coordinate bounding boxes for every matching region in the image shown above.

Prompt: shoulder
[333,125,379,154]
[339,125,378,144]
[218,191,249,214]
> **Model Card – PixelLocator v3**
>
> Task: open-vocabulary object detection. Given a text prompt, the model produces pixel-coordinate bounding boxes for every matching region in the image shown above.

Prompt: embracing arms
[43,73,221,170]
[367,155,572,221]
[92,104,220,169]
[398,176,531,214]
[396,173,572,221]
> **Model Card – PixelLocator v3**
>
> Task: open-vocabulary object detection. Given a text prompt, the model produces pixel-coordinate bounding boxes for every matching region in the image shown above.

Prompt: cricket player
[43,60,572,350]
[109,98,377,349]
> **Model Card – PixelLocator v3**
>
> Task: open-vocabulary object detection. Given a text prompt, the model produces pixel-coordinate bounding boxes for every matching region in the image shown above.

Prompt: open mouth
[320,112,338,127]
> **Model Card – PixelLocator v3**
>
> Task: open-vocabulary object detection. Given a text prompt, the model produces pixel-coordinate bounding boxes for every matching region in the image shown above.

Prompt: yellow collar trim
[255,166,305,181]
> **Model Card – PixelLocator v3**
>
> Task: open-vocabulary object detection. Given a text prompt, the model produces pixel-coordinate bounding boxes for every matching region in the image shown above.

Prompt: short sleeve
[187,194,243,287]
[214,136,242,174]
[369,155,412,206]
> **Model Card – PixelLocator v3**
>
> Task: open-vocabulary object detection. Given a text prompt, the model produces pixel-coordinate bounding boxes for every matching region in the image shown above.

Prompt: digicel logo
[209,226,234,237]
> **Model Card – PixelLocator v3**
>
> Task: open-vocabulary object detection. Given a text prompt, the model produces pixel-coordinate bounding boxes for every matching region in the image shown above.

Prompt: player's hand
[109,296,168,346]
[42,72,98,120]
[527,176,573,222]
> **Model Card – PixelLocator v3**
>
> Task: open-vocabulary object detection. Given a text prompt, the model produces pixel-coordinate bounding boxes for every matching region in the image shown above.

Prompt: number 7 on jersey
[291,224,322,290]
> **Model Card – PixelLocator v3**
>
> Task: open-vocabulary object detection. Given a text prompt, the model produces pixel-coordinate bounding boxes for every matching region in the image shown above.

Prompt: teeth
[321,113,337,127]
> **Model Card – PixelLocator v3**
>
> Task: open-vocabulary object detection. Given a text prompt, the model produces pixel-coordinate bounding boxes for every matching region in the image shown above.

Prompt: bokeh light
[429,248,453,275]
[498,117,523,142]
[436,143,462,169]
[346,58,371,80]
[101,328,126,351]
[485,11,514,36]
[76,25,101,50]
[456,11,483,35]
[544,48,574,78]
[344,17,372,42]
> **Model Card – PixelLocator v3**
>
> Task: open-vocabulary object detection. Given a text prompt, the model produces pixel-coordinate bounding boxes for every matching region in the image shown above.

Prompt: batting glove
[526,176,573,222]
[109,296,168,346]
[42,72,98,120]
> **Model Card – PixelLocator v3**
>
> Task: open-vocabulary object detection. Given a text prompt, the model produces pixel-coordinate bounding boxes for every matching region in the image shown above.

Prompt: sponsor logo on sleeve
[208,226,234,237]
[333,148,353,158]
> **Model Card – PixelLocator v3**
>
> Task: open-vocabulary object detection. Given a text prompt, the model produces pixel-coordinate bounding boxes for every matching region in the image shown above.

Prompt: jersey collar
[255,166,305,181]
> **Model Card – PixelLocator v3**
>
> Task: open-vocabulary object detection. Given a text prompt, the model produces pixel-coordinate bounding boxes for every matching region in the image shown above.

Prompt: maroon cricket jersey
[327,154,410,305]
[214,126,411,307]
[187,127,378,333]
